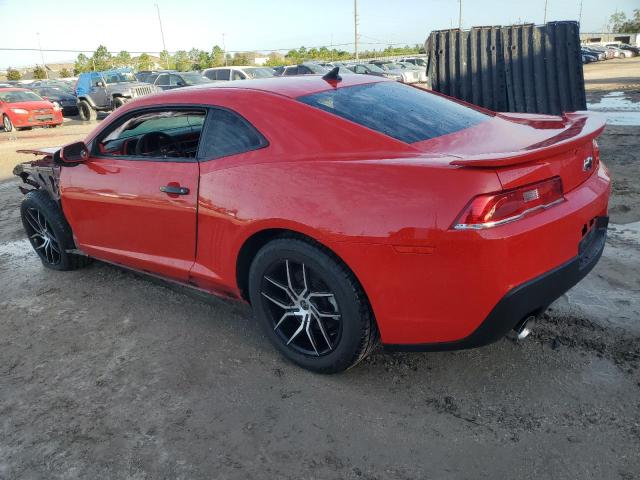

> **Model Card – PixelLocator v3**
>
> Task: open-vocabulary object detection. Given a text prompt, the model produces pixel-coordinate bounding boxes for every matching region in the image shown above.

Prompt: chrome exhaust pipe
[510,315,536,341]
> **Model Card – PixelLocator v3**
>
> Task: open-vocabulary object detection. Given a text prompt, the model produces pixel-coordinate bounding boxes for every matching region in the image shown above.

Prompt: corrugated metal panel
[426,21,586,115]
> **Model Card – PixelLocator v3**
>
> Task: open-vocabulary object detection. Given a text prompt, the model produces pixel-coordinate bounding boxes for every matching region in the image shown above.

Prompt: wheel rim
[260,259,342,357]
[3,116,10,130]
[23,208,62,265]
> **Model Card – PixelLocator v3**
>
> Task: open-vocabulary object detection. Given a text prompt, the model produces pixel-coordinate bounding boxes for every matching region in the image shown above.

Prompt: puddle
[588,91,640,126]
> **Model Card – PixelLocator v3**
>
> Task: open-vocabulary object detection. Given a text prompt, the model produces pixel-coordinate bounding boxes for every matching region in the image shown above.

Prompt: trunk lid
[413,111,605,192]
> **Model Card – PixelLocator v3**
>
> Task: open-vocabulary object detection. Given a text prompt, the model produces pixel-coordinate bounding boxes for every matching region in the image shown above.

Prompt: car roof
[169,74,389,99]
[0,87,28,92]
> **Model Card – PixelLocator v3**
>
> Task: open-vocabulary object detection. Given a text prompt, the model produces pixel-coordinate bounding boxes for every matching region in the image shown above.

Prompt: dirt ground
[1,59,639,479]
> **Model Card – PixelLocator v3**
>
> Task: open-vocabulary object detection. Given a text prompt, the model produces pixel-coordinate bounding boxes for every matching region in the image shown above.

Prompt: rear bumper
[384,216,608,351]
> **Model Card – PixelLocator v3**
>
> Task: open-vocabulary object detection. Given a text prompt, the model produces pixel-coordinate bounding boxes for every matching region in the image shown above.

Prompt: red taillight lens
[453,177,564,230]
[592,139,600,167]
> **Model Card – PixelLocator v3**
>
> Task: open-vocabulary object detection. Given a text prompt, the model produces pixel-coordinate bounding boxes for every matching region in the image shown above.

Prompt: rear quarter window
[298,81,489,143]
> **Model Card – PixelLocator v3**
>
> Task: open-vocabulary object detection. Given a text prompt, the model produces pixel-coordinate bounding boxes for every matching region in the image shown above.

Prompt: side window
[96,109,207,160]
[298,66,311,75]
[284,66,298,76]
[204,70,215,80]
[232,70,245,80]
[217,69,230,80]
[156,74,169,86]
[200,108,267,160]
[170,74,182,86]
[355,65,365,74]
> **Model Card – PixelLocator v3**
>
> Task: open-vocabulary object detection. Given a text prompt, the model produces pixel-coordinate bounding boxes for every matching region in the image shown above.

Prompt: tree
[173,50,191,71]
[137,53,153,71]
[91,45,113,71]
[609,11,627,32]
[211,45,225,66]
[159,50,173,69]
[114,50,132,68]
[33,65,47,80]
[74,53,91,74]
[6,68,21,81]
[620,9,640,32]
[59,68,71,78]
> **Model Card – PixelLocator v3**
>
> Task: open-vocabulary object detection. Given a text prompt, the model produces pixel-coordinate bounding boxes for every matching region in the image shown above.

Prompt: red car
[1,87,64,132]
[13,71,610,373]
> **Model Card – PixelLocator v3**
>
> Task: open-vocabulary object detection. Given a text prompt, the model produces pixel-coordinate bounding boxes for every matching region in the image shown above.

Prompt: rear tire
[248,238,378,373]
[2,115,13,132]
[78,100,97,121]
[20,189,92,271]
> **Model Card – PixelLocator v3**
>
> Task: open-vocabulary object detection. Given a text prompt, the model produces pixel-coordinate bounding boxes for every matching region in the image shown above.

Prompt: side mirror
[60,141,89,164]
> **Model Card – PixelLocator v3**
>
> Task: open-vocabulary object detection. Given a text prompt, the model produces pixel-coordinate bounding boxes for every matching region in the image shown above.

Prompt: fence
[425,21,587,115]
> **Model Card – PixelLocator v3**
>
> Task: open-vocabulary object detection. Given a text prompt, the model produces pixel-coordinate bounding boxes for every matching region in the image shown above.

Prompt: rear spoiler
[450,113,605,168]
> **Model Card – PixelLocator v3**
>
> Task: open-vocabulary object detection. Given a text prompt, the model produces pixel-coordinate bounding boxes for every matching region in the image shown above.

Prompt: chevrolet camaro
[13,69,610,372]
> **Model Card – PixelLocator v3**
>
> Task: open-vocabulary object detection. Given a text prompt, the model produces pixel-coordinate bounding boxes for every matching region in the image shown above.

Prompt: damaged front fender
[13,147,62,201]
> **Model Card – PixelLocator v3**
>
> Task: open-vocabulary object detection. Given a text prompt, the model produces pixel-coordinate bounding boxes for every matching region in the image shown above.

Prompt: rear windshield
[298,81,489,143]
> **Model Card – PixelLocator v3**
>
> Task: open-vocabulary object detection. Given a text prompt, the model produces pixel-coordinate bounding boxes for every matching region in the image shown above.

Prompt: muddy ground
[0,59,639,479]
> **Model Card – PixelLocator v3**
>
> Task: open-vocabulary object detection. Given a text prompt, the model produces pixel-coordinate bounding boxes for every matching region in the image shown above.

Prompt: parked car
[75,68,160,121]
[605,46,634,58]
[401,57,428,68]
[148,71,212,90]
[397,61,428,82]
[0,87,63,132]
[273,63,330,76]
[13,74,610,373]
[369,61,420,84]
[30,87,78,116]
[347,62,402,81]
[135,70,173,83]
[30,80,75,95]
[614,43,640,56]
[581,47,606,61]
[202,66,276,81]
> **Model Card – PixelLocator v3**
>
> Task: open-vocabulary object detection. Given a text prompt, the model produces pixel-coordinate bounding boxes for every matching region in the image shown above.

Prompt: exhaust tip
[510,315,536,341]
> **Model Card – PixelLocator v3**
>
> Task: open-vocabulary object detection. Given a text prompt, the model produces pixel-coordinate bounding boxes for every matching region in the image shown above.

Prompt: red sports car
[1,87,64,132]
[13,71,610,372]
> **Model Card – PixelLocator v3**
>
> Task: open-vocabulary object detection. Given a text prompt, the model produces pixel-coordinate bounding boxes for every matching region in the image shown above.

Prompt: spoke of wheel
[285,260,296,295]
[310,304,341,319]
[305,315,319,356]
[261,292,294,310]
[307,292,335,300]
[286,318,305,345]
[300,263,309,297]
[25,211,41,233]
[311,310,333,350]
[36,210,46,231]
[49,241,60,254]
[264,276,296,302]
[273,311,297,331]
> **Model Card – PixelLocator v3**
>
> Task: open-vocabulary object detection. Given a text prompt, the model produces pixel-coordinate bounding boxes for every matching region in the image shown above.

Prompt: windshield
[298,81,489,143]
[103,72,137,84]
[181,72,212,85]
[304,64,330,74]
[0,90,43,103]
[365,64,385,73]
[244,67,275,79]
[35,88,65,97]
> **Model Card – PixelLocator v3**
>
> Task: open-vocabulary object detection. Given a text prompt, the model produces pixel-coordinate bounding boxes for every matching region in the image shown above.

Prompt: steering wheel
[135,131,182,157]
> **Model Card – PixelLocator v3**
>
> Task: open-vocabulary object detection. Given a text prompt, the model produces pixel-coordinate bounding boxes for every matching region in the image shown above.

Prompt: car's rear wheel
[20,190,91,271]
[2,115,13,132]
[78,100,97,121]
[248,238,378,373]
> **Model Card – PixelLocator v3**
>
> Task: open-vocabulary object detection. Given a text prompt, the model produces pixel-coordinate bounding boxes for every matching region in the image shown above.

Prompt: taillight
[592,139,600,168]
[452,177,564,230]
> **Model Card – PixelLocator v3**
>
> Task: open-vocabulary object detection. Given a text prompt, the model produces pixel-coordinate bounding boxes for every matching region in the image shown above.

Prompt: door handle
[160,185,190,195]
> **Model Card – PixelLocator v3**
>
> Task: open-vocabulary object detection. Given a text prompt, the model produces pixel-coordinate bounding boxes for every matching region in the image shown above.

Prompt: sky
[0,0,638,69]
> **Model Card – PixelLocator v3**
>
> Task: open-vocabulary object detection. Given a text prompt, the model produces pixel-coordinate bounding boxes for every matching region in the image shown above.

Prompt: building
[580,32,640,47]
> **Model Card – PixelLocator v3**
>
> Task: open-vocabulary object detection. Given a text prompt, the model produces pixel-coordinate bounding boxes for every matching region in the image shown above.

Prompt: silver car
[369,62,420,84]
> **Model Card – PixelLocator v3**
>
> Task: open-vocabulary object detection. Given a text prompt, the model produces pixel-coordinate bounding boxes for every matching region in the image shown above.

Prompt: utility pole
[578,0,583,26]
[222,33,227,66]
[354,0,359,60]
[156,3,168,68]
[458,0,462,29]
[36,32,48,79]
[543,0,548,24]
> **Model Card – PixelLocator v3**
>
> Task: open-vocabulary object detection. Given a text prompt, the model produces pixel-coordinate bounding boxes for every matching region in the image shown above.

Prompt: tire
[113,97,127,109]
[2,114,13,132]
[78,100,97,121]
[248,238,379,373]
[20,189,92,271]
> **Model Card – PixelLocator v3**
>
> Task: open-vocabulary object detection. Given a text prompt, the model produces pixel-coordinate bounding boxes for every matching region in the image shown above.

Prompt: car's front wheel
[249,238,378,373]
[2,114,13,132]
[20,190,91,271]
[78,100,97,121]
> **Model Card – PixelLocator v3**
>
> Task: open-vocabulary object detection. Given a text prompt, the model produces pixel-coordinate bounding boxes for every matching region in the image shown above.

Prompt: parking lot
[0,58,639,479]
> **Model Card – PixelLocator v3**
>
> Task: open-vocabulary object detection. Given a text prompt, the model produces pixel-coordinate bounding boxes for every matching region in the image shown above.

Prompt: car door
[60,107,205,281]
[90,73,109,107]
